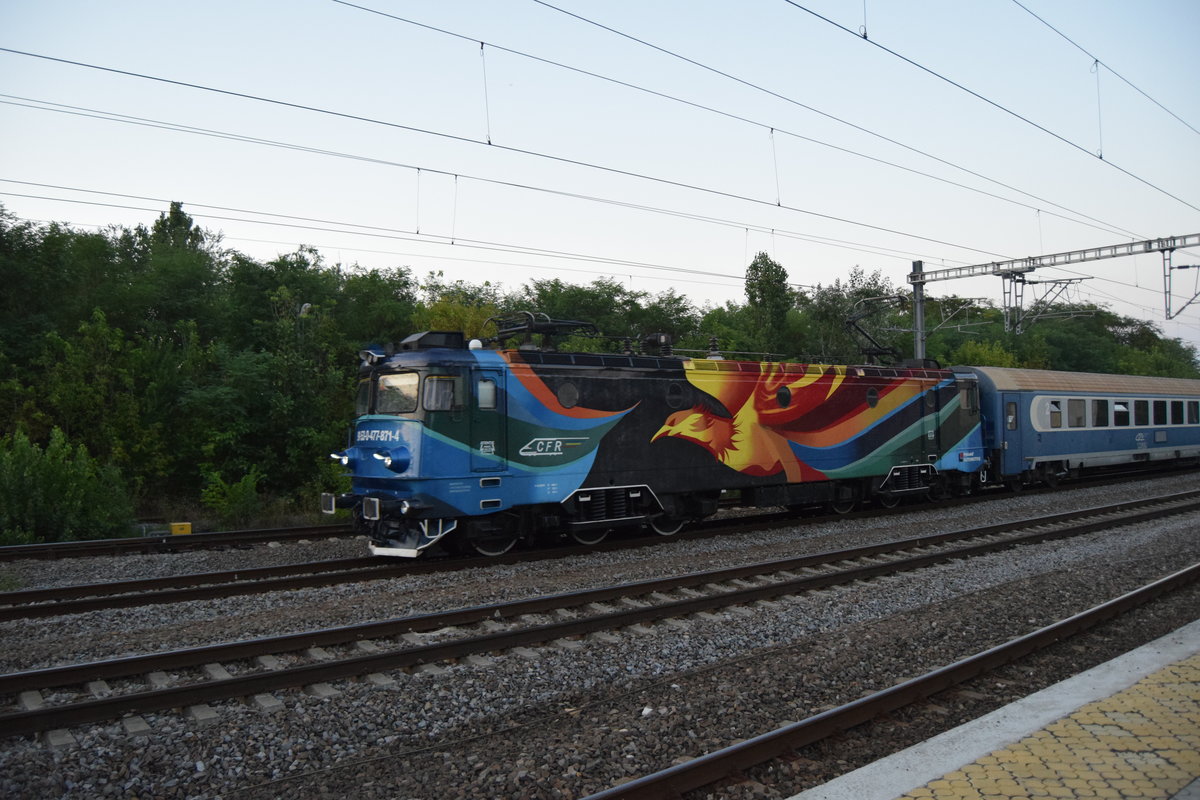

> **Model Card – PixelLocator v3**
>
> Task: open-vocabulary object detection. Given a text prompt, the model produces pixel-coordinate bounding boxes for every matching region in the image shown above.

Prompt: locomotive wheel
[569,527,609,546]
[466,532,519,557]
[649,515,686,536]
[875,492,901,509]
[829,499,857,515]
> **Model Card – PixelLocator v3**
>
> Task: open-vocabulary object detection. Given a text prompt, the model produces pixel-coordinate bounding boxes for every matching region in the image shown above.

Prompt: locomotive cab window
[355,380,372,416]
[376,373,419,414]
[423,375,462,412]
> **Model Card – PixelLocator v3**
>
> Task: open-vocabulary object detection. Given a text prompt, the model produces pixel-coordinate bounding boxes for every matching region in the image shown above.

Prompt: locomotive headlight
[372,446,411,473]
[330,451,352,466]
[400,499,412,514]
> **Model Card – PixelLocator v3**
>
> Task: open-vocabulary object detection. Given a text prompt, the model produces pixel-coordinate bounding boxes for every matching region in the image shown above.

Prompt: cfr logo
[519,437,588,457]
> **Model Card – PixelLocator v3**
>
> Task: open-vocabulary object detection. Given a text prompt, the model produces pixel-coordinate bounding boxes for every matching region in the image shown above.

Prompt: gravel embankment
[0,474,1197,799]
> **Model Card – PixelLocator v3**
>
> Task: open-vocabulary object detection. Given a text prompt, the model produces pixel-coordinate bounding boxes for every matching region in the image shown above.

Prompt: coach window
[1189,401,1199,425]
[1171,401,1184,425]
[1006,401,1018,430]
[1048,399,1063,429]
[477,379,497,410]
[423,375,459,411]
[377,373,419,414]
[1067,399,1085,428]
[1113,401,1130,427]
[1153,400,1167,425]
[1092,399,1109,427]
[1134,400,1149,426]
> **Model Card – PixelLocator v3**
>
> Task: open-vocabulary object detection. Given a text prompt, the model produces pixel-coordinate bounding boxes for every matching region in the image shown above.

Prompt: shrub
[0,428,134,544]
[200,466,263,529]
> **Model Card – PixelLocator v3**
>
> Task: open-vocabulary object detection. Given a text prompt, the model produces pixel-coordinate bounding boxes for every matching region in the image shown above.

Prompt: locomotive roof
[963,366,1200,396]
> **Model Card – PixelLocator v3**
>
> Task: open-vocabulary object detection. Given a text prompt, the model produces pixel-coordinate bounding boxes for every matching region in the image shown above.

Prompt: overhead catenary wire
[0,93,990,266]
[0,47,1012,261]
[776,0,1200,213]
[1009,0,1200,139]
[343,0,1145,241]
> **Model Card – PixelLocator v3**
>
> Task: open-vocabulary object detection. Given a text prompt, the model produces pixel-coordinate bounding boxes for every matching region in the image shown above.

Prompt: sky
[2,0,1199,351]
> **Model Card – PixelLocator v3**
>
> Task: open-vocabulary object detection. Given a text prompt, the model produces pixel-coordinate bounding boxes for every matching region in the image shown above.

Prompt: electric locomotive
[322,314,986,557]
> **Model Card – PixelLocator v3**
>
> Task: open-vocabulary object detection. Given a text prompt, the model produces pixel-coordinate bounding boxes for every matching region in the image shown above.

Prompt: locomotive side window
[1190,401,1199,424]
[1113,401,1130,426]
[355,380,372,416]
[477,379,497,410]
[957,386,976,415]
[1134,400,1149,426]
[376,373,419,414]
[1171,401,1184,425]
[1091,399,1109,427]
[423,375,460,411]
[1067,399,1085,428]
[1048,400,1062,429]
[866,387,879,408]
[1153,400,1167,425]
[666,383,684,409]
[1006,401,1018,430]
[557,381,579,409]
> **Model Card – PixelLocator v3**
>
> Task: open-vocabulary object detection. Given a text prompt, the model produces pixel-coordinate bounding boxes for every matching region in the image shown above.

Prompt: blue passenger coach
[963,366,1200,486]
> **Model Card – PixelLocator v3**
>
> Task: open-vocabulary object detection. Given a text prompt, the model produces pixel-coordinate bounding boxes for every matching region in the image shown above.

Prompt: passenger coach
[963,366,1200,486]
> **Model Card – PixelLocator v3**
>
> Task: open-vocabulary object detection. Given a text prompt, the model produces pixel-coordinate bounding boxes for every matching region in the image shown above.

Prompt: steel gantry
[907,233,1200,360]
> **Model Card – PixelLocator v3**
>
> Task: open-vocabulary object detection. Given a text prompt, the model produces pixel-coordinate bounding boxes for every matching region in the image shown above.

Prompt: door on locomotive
[470,367,506,473]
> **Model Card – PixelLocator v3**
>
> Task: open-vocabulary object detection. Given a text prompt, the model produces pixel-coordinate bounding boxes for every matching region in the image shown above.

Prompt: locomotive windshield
[376,372,420,414]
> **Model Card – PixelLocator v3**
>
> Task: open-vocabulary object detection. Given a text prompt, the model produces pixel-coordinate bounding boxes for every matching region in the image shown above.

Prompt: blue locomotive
[321,316,1200,556]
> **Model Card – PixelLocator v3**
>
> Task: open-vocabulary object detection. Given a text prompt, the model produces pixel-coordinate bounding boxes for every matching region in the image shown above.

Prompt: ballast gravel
[0,474,1197,799]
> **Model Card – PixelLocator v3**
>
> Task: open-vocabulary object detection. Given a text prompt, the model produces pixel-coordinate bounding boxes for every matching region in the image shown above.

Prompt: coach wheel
[569,527,609,546]
[1041,464,1061,488]
[649,515,686,536]
[1006,476,1025,493]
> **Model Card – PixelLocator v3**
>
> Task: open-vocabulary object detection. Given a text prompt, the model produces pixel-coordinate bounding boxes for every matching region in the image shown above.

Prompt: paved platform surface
[792,618,1200,800]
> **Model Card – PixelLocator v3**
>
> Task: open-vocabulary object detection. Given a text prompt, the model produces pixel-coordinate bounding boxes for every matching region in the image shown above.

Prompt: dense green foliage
[0,429,132,545]
[1,203,1196,539]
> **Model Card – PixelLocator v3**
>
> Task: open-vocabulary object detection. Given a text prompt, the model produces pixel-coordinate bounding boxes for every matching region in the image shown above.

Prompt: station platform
[791,618,1200,800]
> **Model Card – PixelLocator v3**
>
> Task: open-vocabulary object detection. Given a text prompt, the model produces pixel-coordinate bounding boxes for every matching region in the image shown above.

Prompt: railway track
[3,486,1198,620]
[0,523,355,562]
[4,489,1197,739]
[581,562,1200,799]
[2,465,1191,566]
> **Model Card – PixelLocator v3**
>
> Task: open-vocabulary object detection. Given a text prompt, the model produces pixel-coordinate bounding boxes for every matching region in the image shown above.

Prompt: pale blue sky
[2,0,1198,346]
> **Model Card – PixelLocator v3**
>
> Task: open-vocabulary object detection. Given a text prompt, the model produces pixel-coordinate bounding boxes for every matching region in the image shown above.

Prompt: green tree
[744,252,792,356]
